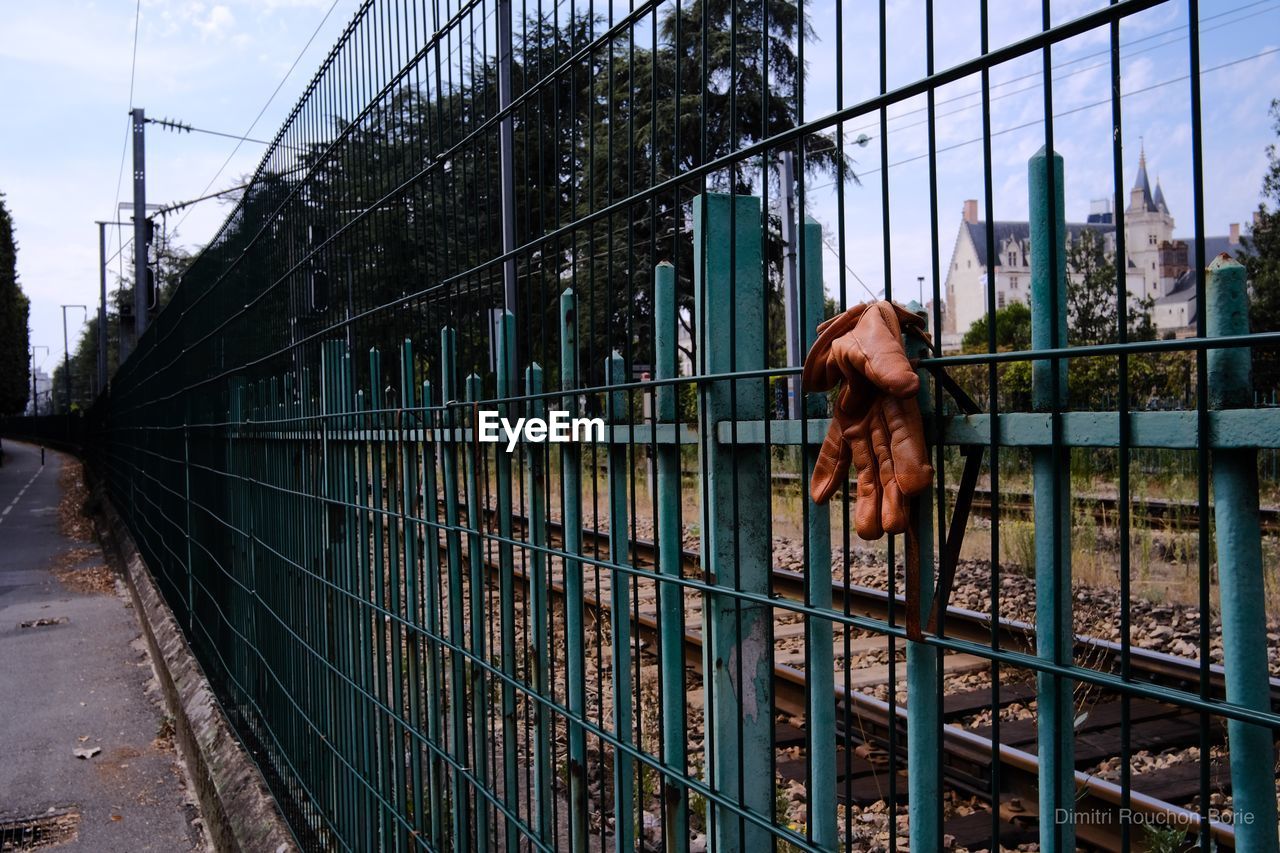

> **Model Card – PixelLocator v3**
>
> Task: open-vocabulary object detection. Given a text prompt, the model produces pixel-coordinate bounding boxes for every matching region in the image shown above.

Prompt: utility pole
[96,222,109,394]
[62,305,87,414]
[130,107,149,357]
[95,220,133,393]
[780,149,802,418]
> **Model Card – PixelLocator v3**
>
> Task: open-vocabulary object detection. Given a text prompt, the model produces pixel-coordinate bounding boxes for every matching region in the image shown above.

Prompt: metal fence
[20,0,1280,850]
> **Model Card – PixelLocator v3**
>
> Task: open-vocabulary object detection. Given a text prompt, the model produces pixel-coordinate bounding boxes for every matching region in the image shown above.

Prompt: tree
[155,6,846,409]
[957,229,1166,411]
[581,0,849,376]
[961,301,1031,353]
[1066,227,1155,347]
[0,192,30,416]
[1239,98,1280,397]
[955,302,1032,411]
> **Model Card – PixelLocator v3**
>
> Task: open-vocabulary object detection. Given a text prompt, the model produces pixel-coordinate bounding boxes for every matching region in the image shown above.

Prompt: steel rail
[458,500,1280,709]
[467,516,1239,851]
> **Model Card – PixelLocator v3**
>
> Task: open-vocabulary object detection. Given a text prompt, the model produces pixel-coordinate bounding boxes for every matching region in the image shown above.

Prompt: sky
[1,0,1278,382]
[1,0,357,379]
[793,0,1280,308]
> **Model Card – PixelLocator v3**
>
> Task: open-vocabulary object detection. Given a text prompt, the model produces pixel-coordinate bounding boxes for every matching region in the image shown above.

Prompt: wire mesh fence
[10,0,1280,850]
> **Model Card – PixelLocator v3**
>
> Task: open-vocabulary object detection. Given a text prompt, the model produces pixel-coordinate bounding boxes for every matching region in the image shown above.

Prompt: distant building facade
[24,367,51,416]
[941,148,1244,350]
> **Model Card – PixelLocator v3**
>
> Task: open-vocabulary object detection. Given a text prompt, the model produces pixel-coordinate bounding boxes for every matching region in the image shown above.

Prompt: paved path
[0,440,206,851]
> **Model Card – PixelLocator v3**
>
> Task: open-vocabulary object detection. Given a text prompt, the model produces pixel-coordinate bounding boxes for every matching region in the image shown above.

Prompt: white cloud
[193,3,237,39]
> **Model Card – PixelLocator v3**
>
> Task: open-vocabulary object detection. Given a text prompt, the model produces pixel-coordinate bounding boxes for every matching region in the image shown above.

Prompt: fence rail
[8,0,1280,850]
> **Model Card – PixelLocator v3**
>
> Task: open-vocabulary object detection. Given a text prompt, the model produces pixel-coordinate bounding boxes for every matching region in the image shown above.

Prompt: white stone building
[941,149,1245,350]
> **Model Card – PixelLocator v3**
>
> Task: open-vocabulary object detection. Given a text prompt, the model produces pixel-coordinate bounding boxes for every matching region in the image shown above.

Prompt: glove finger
[832,302,919,399]
[803,304,867,392]
[870,403,910,535]
[889,301,926,330]
[847,410,884,540]
[866,302,921,397]
[881,393,933,496]
[809,413,852,505]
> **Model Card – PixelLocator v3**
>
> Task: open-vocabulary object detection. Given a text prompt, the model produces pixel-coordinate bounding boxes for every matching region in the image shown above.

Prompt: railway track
[959,487,1280,536]
[448,500,1273,850]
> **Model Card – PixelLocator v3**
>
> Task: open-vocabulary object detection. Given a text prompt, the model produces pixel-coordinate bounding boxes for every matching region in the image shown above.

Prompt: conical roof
[1153,178,1169,215]
[1132,144,1157,213]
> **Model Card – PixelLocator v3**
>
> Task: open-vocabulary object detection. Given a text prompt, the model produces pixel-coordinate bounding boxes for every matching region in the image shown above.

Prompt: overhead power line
[858,46,1280,179]
[106,0,143,263]
[837,0,1277,153]
[155,182,252,216]
[174,0,344,237]
[147,116,274,146]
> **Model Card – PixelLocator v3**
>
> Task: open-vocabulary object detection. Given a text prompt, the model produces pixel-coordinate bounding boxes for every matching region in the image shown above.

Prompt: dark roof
[1153,180,1169,215]
[1156,270,1198,325]
[1158,270,1196,302]
[1201,235,1243,261]
[1131,150,1158,213]
[964,221,1115,268]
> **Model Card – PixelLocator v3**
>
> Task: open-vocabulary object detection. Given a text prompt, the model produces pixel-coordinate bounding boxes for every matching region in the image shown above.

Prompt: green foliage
[0,192,30,415]
[1066,226,1155,347]
[1140,823,1193,853]
[955,227,1175,411]
[955,302,1032,411]
[50,231,190,413]
[1239,98,1280,396]
[194,5,847,393]
[961,300,1031,352]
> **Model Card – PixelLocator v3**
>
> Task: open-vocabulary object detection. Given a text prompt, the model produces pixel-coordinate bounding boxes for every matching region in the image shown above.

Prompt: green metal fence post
[800,215,836,851]
[694,193,773,851]
[314,361,344,841]
[524,362,552,842]
[605,350,634,853]
[398,340,426,845]
[653,260,689,853]
[464,370,489,853]
[1206,253,1280,853]
[369,347,405,850]
[494,312,520,853]
[903,302,940,853]
[559,290,589,853]
[439,326,471,852]
[352,380,379,852]
[183,401,193,633]
[419,377,445,851]
[1029,146,1074,852]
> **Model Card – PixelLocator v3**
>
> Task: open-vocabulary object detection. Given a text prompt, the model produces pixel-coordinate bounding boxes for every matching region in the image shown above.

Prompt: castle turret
[1153,178,1169,215]
[1128,144,1157,214]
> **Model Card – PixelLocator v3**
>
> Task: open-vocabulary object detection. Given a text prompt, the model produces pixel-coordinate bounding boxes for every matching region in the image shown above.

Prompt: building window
[998,292,1006,308]
[1149,234,1157,246]
[967,260,971,268]
[1010,276,1018,289]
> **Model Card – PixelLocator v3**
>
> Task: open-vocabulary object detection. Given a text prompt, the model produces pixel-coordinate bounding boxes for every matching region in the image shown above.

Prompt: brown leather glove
[804,301,933,539]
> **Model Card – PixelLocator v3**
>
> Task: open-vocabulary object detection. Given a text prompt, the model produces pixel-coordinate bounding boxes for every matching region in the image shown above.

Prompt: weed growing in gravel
[1141,823,1193,853]
[1001,520,1036,576]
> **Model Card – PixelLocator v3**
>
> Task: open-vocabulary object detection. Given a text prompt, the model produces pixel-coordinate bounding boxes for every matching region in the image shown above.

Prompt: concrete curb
[91,480,297,853]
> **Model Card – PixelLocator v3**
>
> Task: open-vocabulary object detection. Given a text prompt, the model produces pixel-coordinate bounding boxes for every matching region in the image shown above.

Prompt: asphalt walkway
[0,439,207,851]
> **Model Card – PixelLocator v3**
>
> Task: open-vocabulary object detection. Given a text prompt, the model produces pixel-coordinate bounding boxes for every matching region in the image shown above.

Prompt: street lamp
[61,305,87,414]
[29,346,48,415]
